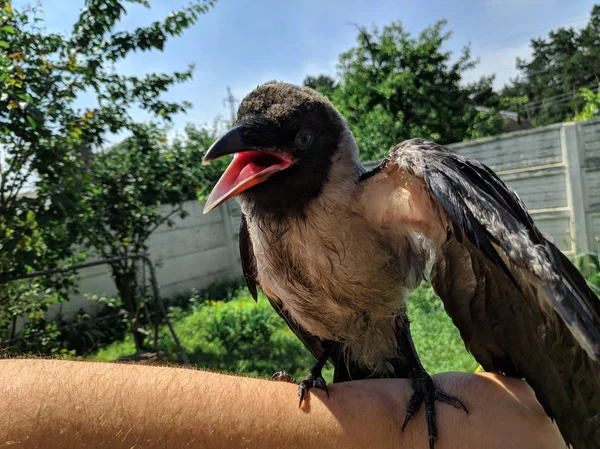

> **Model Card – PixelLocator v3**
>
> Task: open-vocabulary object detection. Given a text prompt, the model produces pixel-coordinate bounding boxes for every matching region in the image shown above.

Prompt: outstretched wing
[361,138,600,449]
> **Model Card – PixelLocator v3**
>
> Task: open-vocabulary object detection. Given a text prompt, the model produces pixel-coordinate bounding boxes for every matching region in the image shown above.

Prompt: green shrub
[8,295,129,356]
[161,293,313,377]
[164,279,246,311]
[94,284,478,378]
[95,290,316,378]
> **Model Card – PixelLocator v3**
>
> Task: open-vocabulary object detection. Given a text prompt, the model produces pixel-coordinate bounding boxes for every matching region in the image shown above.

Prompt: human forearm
[0,359,405,449]
[0,359,564,449]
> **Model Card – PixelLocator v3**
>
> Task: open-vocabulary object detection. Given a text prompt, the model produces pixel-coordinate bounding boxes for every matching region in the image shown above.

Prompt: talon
[402,367,467,449]
[272,371,297,384]
[435,388,468,414]
[296,369,329,406]
[286,342,334,408]
[401,413,411,431]
[298,382,308,407]
[429,435,435,449]
[402,390,423,431]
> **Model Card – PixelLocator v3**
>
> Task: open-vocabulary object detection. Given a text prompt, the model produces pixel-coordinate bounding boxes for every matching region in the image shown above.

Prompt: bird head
[202,82,355,216]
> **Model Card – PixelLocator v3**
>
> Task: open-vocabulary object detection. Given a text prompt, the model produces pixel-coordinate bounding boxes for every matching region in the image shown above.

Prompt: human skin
[0,359,566,449]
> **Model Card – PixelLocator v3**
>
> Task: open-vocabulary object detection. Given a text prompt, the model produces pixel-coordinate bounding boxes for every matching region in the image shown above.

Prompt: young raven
[202,81,600,449]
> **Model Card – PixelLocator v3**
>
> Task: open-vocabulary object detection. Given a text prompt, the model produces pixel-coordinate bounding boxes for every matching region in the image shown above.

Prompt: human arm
[0,359,565,449]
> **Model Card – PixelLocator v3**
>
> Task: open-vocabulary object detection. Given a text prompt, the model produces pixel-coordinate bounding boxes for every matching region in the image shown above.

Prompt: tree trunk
[114,267,145,354]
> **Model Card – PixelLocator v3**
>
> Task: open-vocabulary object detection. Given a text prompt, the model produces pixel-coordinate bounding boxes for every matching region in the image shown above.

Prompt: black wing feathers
[377,138,600,448]
[396,139,600,358]
[425,168,518,284]
[239,214,258,301]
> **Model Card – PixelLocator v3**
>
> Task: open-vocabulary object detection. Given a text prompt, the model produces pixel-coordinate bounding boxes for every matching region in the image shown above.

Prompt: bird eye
[295,130,314,149]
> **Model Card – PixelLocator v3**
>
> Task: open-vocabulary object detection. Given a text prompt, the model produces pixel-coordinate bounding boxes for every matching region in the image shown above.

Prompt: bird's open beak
[202,125,293,213]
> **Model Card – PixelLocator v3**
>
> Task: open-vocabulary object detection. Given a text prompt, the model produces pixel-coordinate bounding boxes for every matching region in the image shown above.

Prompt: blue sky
[13,0,599,132]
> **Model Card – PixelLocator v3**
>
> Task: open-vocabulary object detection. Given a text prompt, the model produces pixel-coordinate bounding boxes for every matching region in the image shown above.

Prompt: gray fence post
[561,123,591,255]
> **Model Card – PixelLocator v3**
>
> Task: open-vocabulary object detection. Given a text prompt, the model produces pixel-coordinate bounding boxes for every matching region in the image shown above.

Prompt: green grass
[407,284,478,373]
[92,283,477,379]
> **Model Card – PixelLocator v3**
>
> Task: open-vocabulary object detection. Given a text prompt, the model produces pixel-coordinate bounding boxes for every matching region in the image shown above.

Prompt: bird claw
[273,342,333,408]
[435,388,468,414]
[298,370,329,407]
[272,369,329,406]
[402,367,468,449]
[272,371,297,384]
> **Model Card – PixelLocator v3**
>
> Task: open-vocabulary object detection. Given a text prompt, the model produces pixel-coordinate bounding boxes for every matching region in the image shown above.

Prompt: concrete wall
[449,119,600,256]
[69,200,243,312]
[69,118,600,305]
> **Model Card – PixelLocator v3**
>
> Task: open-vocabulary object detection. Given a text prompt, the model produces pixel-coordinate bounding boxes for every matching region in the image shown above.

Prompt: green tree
[461,75,530,140]
[304,21,506,161]
[80,120,226,353]
[0,0,214,350]
[0,0,214,276]
[504,5,600,126]
[572,84,600,122]
[80,122,217,353]
[1,1,83,284]
[170,122,229,201]
[303,74,337,99]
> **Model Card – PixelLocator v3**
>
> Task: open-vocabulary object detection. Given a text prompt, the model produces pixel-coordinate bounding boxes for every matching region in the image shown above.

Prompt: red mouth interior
[234,152,285,185]
[203,151,292,213]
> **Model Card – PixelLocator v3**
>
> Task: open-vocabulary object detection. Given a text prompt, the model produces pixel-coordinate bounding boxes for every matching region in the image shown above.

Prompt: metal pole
[138,255,189,364]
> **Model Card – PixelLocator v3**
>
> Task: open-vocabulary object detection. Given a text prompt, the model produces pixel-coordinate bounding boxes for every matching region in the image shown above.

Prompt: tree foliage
[304,21,507,161]
[0,0,214,352]
[81,124,192,351]
[0,0,213,274]
[572,84,600,122]
[504,5,600,126]
[303,6,600,159]
[303,74,337,99]
[170,123,227,201]
[1,1,83,282]
[79,120,225,353]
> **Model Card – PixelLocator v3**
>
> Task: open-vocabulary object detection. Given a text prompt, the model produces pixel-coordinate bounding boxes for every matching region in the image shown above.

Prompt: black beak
[202,126,245,165]
[201,117,293,214]
[202,118,280,165]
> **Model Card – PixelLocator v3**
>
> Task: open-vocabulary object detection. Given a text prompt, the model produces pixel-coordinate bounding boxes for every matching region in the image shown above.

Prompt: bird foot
[272,370,297,384]
[298,369,329,406]
[402,367,468,449]
[272,369,329,406]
